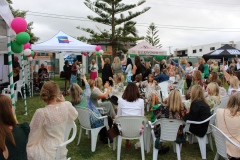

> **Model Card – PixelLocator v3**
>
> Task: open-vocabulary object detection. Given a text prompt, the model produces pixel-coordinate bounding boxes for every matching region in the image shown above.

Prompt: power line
[25,11,240,32]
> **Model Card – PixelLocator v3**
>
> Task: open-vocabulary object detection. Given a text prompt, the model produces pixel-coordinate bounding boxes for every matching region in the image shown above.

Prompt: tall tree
[78,0,150,57]
[7,0,40,44]
[145,23,162,48]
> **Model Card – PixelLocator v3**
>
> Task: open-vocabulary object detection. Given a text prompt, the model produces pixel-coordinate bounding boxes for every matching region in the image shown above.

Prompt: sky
[11,0,240,53]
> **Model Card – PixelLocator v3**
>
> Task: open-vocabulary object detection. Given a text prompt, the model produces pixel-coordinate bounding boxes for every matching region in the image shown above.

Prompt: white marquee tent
[32,31,96,52]
[128,41,167,55]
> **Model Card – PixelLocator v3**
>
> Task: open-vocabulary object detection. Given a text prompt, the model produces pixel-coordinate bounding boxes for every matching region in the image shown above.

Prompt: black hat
[109,95,118,105]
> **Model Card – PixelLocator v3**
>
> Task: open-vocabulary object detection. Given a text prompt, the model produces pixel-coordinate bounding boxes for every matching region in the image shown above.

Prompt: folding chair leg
[175,143,181,160]
[77,127,82,145]
[117,136,122,160]
[207,134,214,151]
[196,136,207,159]
[91,130,100,152]
[140,136,145,160]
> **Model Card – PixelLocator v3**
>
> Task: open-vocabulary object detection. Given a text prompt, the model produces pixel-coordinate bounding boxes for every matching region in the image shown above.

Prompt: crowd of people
[1,54,240,160]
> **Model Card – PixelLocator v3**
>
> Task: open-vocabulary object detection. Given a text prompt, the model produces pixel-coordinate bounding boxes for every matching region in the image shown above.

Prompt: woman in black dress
[100,54,113,86]
[132,56,145,81]
[63,60,71,89]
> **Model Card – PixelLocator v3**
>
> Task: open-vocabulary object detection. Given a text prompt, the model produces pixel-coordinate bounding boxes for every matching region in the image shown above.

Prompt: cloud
[11,0,240,52]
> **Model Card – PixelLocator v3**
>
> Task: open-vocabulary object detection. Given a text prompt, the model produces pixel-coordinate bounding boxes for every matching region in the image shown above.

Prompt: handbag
[186,74,192,79]
[107,124,120,139]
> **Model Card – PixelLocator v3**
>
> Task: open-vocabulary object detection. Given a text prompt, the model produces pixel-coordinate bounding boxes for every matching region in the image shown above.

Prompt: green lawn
[15,75,226,160]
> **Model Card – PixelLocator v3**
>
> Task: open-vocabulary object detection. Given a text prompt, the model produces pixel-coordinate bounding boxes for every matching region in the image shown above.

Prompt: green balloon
[31,51,34,57]
[23,55,27,60]
[16,32,30,45]
[11,41,23,53]
[95,51,100,55]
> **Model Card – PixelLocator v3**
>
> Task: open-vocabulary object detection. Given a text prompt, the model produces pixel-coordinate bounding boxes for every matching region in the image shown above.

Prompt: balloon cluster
[95,45,104,55]
[10,17,35,61]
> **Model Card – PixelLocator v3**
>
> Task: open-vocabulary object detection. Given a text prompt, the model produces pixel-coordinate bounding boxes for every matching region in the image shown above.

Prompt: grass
[15,75,227,160]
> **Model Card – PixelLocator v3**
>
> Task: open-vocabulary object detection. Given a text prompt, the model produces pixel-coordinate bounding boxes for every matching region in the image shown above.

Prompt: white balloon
[24,49,32,56]
[28,57,33,61]
[99,49,104,54]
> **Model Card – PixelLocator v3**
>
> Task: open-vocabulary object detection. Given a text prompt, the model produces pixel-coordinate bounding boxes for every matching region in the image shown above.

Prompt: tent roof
[31,31,96,52]
[128,41,167,55]
[0,0,15,54]
[203,44,240,59]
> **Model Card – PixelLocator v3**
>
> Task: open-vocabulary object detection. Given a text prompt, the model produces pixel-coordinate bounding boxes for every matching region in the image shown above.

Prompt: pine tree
[145,23,162,48]
[7,0,40,44]
[78,0,150,57]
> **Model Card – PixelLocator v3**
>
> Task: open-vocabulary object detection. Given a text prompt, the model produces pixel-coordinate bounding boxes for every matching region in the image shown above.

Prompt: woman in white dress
[27,81,78,160]
[145,74,161,110]
[125,58,133,82]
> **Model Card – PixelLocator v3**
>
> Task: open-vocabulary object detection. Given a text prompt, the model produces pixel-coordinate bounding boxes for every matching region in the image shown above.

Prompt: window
[193,50,197,53]
[210,47,215,50]
[100,45,107,52]
[35,61,39,65]
[37,52,49,56]
[199,49,202,52]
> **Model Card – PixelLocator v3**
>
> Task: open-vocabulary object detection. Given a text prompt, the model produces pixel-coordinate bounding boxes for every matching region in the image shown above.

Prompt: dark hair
[188,61,192,66]
[0,95,16,152]
[122,82,140,102]
[134,56,141,67]
[64,60,69,65]
[125,58,133,71]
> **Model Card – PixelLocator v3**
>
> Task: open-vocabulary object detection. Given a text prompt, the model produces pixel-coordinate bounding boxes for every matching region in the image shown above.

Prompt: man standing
[13,56,21,83]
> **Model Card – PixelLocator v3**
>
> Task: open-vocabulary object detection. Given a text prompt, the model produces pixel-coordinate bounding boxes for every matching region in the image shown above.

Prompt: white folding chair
[55,121,77,160]
[218,96,229,108]
[210,124,240,160]
[159,81,169,101]
[15,80,24,99]
[149,118,184,160]
[113,116,148,160]
[76,108,109,152]
[184,113,216,160]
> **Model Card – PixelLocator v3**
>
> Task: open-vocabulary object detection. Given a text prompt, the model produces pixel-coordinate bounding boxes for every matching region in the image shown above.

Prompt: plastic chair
[218,96,229,108]
[55,121,77,160]
[210,124,240,160]
[15,80,24,99]
[184,113,216,159]
[149,118,184,160]
[76,108,109,152]
[113,116,148,160]
[158,81,169,101]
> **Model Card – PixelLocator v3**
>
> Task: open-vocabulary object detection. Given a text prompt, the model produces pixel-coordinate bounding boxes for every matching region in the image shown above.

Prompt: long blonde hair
[229,76,239,89]
[207,82,220,98]
[116,73,124,83]
[191,85,208,104]
[112,57,121,67]
[227,92,240,116]
[69,83,83,106]
[180,58,187,65]
[167,90,183,112]
[95,77,103,89]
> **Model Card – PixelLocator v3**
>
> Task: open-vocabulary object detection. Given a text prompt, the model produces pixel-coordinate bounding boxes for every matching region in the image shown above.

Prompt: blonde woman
[211,60,219,73]
[216,92,240,159]
[100,55,113,86]
[183,85,211,137]
[198,58,205,73]
[206,82,221,108]
[109,73,125,95]
[228,76,240,95]
[90,59,98,80]
[27,81,78,160]
[112,54,126,75]
[143,61,152,80]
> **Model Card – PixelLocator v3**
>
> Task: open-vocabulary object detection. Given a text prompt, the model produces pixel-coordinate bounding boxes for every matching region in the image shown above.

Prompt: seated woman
[69,75,103,128]
[0,95,29,160]
[89,79,116,119]
[206,82,221,109]
[145,74,162,110]
[228,76,240,95]
[216,79,227,97]
[183,85,211,137]
[27,81,78,160]
[109,73,125,95]
[216,92,240,160]
[117,82,144,148]
[153,90,187,152]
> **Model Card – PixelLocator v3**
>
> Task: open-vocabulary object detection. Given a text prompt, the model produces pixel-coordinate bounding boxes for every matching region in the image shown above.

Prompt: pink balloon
[95,45,101,51]
[11,17,27,34]
[23,43,31,49]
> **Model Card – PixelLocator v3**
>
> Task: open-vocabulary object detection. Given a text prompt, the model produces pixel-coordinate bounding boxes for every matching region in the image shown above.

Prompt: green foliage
[145,23,162,48]
[78,0,150,57]
[7,0,40,44]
